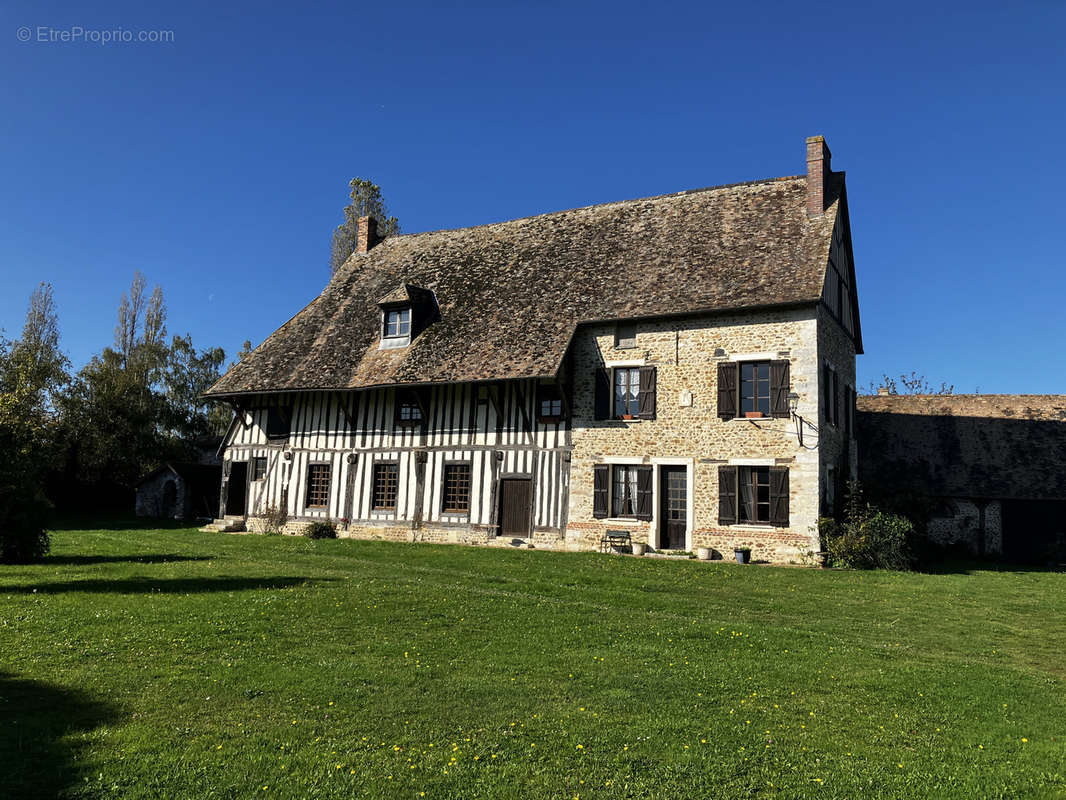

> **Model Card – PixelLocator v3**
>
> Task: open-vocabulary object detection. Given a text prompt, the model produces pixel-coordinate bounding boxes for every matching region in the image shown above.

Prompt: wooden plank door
[498,478,532,538]
[659,466,687,550]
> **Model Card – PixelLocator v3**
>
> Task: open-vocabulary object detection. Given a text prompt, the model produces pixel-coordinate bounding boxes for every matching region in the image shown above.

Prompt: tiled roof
[856,394,1066,500]
[206,173,842,397]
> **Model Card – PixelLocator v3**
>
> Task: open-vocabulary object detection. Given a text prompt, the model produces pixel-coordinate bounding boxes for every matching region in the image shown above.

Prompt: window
[372,463,398,510]
[395,390,423,426]
[537,385,563,422]
[383,307,411,338]
[441,463,472,514]
[265,406,290,440]
[739,361,771,416]
[613,367,641,417]
[614,322,636,349]
[824,466,836,516]
[823,364,839,426]
[252,457,267,481]
[738,466,771,523]
[305,463,331,509]
[611,465,640,517]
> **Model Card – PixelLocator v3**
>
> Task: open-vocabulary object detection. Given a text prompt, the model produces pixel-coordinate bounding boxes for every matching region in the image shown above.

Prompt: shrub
[260,504,288,536]
[303,519,337,540]
[0,497,51,563]
[820,482,915,570]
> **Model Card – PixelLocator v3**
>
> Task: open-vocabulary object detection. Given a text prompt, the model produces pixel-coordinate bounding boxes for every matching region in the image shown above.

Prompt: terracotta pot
[744,411,764,419]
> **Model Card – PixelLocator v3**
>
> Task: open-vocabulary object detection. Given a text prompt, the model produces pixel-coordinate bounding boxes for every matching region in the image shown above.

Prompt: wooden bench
[600,529,632,554]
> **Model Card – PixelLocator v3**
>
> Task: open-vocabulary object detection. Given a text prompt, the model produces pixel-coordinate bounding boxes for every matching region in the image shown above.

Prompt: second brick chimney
[356,215,379,254]
[806,136,832,218]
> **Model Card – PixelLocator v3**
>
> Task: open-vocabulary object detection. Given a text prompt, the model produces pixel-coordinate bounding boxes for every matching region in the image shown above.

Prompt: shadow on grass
[0,671,120,798]
[42,554,214,567]
[50,514,204,532]
[0,576,331,595]
[918,559,1065,576]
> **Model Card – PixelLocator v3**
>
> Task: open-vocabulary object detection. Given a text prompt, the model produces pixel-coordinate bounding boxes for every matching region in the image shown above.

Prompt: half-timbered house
[204,135,862,562]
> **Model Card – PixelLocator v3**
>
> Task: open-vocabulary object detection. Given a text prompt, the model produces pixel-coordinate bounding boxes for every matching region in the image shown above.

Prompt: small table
[600,529,632,554]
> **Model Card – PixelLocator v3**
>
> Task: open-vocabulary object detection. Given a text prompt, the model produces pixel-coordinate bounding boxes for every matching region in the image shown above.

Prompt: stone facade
[564,306,851,563]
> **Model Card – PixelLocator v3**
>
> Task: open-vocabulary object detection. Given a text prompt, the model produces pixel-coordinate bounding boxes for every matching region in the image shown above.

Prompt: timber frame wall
[220,380,572,536]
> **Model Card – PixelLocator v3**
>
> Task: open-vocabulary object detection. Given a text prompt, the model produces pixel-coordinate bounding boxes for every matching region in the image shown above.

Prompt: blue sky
[2,0,1063,393]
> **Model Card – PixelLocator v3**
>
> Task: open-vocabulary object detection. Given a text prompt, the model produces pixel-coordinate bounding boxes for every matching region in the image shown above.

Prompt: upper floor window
[614,322,637,349]
[739,362,771,417]
[384,307,411,338]
[613,367,641,417]
[265,406,290,440]
[717,360,789,420]
[537,384,563,422]
[394,389,423,426]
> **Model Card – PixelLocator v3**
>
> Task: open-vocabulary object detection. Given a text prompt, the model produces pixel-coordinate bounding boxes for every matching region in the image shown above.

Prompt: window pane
[372,463,398,510]
[612,466,625,517]
[306,464,331,508]
[738,467,754,522]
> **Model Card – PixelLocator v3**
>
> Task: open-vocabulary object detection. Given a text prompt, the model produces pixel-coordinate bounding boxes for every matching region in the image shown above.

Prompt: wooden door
[498,478,532,538]
[659,467,687,550]
[226,461,248,517]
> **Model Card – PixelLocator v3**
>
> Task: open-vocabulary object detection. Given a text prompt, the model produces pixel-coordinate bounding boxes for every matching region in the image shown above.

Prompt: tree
[163,334,228,439]
[868,372,954,396]
[0,284,69,562]
[329,178,400,274]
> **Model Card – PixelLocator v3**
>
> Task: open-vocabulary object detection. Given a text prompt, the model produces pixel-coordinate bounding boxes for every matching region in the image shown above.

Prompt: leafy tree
[0,284,69,562]
[163,334,229,440]
[329,178,400,273]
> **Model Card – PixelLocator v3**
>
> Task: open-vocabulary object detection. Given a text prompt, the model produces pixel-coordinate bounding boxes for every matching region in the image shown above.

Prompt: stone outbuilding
[857,394,1066,562]
[135,463,222,521]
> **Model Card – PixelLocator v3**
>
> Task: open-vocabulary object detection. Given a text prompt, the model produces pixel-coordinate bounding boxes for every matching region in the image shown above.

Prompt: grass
[1,523,1065,799]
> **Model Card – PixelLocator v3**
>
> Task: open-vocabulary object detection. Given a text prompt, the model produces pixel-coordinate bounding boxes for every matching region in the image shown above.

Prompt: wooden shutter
[718,466,737,525]
[770,360,790,418]
[635,466,653,520]
[717,363,737,420]
[822,364,831,424]
[594,368,611,420]
[832,371,839,426]
[592,465,609,518]
[637,366,657,420]
[770,467,789,527]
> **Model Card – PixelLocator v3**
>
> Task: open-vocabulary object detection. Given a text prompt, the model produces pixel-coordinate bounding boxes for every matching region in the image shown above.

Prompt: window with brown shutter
[592,465,609,518]
[637,366,657,420]
[738,466,771,523]
[769,467,789,527]
[305,463,331,509]
[718,465,737,525]
[635,466,653,520]
[717,363,737,420]
[593,369,611,420]
[769,360,790,418]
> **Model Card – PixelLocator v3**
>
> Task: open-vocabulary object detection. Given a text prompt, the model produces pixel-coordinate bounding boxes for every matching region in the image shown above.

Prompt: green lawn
[1,525,1065,799]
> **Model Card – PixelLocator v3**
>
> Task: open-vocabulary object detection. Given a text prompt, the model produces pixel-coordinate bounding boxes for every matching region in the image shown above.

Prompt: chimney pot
[877,387,890,396]
[806,135,832,217]
[357,215,379,254]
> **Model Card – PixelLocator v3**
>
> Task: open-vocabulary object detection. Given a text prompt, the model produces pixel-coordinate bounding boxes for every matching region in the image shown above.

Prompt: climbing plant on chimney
[329,178,401,274]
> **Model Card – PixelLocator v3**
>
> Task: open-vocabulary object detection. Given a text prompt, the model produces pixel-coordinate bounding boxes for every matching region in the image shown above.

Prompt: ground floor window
[372,462,399,510]
[611,464,640,517]
[305,463,331,509]
[441,463,472,514]
[719,465,789,527]
[739,466,771,523]
[252,456,267,481]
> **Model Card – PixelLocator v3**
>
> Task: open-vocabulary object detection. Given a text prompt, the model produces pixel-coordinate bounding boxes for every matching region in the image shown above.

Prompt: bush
[303,519,337,540]
[0,499,51,563]
[820,482,915,570]
[260,504,288,536]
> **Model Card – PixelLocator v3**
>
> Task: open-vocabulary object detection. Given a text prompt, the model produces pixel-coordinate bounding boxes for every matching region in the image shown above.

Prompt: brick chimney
[356,215,379,254]
[806,136,832,218]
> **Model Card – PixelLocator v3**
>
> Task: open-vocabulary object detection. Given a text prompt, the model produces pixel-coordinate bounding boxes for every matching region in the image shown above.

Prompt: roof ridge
[378,174,807,241]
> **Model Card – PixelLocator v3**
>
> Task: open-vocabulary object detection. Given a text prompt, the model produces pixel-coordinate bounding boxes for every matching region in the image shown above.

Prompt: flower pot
[631,542,646,556]
[621,414,635,420]
[744,411,764,419]
[734,548,751,565]
[696,546,712,561]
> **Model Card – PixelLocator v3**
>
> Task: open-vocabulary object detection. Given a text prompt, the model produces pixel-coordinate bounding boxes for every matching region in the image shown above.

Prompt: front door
[498,478,533,539]
[660,467,687,550]
[225,461,248,517]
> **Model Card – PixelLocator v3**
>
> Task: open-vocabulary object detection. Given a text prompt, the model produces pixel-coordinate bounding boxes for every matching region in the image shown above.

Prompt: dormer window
[377,284,439,350]
[384,307,411,339]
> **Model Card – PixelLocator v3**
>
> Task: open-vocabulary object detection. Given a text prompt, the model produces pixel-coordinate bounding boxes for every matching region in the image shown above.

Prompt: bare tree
[868,372,955,395]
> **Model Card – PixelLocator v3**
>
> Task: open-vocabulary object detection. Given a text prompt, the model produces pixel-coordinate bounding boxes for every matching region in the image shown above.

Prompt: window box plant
[744,411,764,419]
[734,546,752,565]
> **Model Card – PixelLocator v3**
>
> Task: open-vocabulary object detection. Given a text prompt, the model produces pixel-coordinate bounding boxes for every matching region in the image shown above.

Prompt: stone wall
[565,307,841,563]
[926,499,1003,555]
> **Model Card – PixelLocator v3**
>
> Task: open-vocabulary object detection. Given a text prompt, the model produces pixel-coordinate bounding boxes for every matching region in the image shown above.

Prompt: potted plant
[621,414,635,420]
[734,546,752,565]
